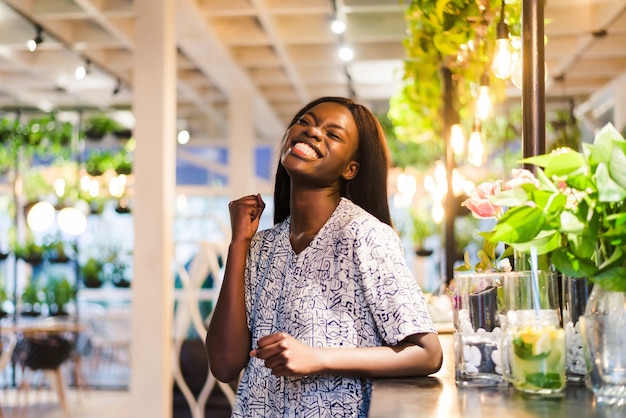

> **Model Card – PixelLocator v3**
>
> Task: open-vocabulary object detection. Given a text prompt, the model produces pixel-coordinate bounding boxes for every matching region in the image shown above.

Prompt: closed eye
[296,116,312,126]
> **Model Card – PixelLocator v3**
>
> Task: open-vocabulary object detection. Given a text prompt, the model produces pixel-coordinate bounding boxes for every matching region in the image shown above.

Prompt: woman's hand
[229,194,265,242]
[251,332,319,377]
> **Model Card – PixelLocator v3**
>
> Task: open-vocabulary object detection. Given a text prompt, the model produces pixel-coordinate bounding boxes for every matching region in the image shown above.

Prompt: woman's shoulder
[337,198,396,237]
[251,217,289,245]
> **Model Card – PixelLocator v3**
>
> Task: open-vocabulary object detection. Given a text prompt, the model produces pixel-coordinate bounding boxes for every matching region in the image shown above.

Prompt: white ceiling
[0,0,625,142]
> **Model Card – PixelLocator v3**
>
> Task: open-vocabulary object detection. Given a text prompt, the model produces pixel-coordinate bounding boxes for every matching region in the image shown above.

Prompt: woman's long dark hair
[273,96,392,226]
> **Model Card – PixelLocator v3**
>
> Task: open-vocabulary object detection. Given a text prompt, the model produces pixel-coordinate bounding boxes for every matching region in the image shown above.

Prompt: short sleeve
[353,221,436,345]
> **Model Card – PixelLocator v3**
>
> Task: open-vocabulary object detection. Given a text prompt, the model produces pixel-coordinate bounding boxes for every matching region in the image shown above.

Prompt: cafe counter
[369,333,625,418]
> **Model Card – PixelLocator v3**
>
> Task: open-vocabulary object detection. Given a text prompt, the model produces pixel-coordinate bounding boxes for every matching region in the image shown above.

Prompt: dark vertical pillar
[441,66,456,285]
[522,0,546,162]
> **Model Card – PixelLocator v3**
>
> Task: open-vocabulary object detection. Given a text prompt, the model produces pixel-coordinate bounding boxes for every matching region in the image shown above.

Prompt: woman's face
[280,101,360,188]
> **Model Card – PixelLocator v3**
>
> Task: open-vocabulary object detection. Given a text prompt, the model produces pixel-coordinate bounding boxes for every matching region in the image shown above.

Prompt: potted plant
[43,235,71,264]
[113,146,133,175]
[45,275,75,316]
[411,208,436,256]
[85,149,114,176]
[84,115,123,140]
[462,123,626,401]
[21,280,43,317]
[12,238,45,266]
[81,257,104,288]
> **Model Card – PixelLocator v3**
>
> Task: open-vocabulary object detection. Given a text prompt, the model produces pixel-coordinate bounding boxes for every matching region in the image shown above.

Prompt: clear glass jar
[501,309,566,395]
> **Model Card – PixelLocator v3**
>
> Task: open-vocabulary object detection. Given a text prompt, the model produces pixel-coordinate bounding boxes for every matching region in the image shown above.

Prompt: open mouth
[291,141,321,159]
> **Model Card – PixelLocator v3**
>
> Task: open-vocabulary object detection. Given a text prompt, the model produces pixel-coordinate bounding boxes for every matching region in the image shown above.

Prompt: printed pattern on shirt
[231,198,436,417]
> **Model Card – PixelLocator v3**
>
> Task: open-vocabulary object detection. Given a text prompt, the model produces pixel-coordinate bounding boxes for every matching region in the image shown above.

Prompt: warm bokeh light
[57,206,88,236]
[450,124,466,157]
[492,37,514,79]
[26,201,55,232]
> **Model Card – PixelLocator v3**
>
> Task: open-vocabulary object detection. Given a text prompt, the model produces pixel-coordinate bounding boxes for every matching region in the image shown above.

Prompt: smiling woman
[207,96,442,418]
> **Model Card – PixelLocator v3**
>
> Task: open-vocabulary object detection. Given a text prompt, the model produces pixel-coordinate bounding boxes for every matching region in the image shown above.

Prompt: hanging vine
[387,0,521,156]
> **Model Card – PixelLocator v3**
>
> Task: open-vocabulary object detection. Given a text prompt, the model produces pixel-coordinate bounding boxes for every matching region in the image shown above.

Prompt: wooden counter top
[369,333,625,418]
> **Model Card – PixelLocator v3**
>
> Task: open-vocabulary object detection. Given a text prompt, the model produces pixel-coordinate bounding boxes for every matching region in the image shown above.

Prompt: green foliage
[85,149,115,176]
[45,275,75,310]
[487,124,626,291]
[11,237,45,264]
[85,115,123,139]
[0,113,73,165]
[389,0,521,156]
[22,280,43,305]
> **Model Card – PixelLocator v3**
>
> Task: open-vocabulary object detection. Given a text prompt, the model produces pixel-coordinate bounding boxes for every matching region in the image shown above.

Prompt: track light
[331,18,346,34]
[113,78,122,95]
[75,59,91,80]
[338,46,354,62]
[27,25,44,52]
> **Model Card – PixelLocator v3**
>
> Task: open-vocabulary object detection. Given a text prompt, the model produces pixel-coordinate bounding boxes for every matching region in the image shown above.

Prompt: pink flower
[462,180,502,219]
[502,168,540,190]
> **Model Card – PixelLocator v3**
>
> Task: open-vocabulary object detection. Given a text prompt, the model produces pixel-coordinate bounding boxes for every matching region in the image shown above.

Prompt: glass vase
[580,285,626,404]
[452,271,507,388]
[562,276,593,382]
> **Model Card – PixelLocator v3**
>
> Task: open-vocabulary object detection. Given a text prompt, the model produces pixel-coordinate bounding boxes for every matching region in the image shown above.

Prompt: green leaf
[525,372,564,389]
[591,266,626,292]
[521,153,554,168]
[490,206,544,244]
[508,230,561,255]
[552,248,598,278]
[545,151,587,178]
[513,337,550,360]
[608,141,626,189]
[596,163,626,202]
[589,123,618,166]
[490,186,529,206]
[560,211,585,233]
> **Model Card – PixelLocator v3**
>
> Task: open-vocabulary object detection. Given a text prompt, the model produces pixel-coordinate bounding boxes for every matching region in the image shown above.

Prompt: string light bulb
[467,120,485,167]
[450,124,466,158]
[492,2,514,79]
[474,73,493,121]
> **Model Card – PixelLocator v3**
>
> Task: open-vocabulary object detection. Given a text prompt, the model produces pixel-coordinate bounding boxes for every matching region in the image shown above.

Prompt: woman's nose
[304,125,323,141]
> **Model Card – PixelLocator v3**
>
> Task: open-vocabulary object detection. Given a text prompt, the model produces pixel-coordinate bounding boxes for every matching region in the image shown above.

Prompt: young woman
[207,96,442,417]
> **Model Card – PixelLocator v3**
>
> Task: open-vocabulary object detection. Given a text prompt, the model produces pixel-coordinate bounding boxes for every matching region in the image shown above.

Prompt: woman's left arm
[251,331,442,378]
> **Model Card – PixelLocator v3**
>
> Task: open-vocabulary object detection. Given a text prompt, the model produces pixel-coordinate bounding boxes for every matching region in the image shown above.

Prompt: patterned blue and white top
[231,198,436,417]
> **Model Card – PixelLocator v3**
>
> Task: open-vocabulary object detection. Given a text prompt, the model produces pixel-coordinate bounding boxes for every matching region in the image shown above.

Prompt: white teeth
[292,142,319,158]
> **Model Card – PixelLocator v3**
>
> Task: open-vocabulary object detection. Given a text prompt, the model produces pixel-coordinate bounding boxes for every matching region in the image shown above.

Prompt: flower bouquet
[462,123,626,292]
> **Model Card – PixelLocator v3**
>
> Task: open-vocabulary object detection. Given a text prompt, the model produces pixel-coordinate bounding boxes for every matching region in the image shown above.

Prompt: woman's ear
[342,161,360,181]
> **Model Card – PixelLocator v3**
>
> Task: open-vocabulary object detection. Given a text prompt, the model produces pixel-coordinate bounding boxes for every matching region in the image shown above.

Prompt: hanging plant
[84,115,123,140]
[389,0,521,148]
[113,146,133,175]
[85,149,114,176]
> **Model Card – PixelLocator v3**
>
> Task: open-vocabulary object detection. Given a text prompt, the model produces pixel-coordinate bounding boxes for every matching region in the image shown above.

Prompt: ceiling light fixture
[338,46,354,62]
[26,25,43,52]
[330,0,346,34]
[331,18,346,34]
[113,78,122,95]
[75,59,91,80]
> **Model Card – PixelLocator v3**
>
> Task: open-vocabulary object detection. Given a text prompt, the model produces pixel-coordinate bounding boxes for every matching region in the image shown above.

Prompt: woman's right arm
[207,194,265,383]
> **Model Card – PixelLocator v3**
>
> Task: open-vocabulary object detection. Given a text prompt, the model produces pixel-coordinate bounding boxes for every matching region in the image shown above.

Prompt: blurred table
[369,333,625,418]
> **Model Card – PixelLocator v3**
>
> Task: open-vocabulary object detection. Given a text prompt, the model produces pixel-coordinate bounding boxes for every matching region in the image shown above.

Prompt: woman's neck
[288,189,341,253]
